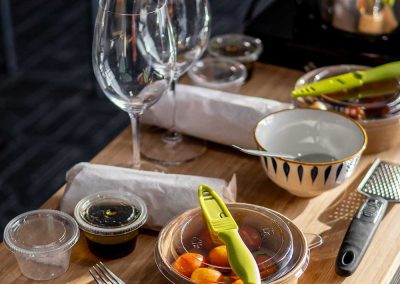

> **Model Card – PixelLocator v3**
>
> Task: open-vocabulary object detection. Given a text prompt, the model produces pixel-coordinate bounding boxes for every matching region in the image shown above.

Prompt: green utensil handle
[218,230,261,284]
[360,61,400,83]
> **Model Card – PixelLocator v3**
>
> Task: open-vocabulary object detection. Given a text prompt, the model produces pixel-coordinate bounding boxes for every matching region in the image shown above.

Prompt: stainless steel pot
[320,0,399,36]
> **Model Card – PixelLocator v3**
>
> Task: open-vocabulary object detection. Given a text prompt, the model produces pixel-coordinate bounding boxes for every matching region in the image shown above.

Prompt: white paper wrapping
[60,162,236,230]
[142,84,292,148]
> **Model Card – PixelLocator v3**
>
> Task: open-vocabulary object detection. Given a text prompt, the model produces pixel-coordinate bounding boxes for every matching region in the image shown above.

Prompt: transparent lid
[267,208,310,283]
[208,34,263,63]
[164,204,294,282]
[74,191,147,236]
[188,57,247,89]
[3,209,79,255]
[294,65,400,121]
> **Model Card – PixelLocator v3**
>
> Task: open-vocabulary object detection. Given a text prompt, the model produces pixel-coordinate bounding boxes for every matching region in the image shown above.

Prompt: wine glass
[92,0,175,170]
[141,0,211,165]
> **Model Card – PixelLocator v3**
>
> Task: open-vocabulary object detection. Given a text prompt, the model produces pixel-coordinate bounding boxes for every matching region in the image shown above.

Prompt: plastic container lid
[157,203,300,283]
[74,191,148,236]
[208,34,263,63]
[3,209,79,255]
[270,208,320,283]
[294,65,400,121]
[181,205,293,282]
[188,57,247,90]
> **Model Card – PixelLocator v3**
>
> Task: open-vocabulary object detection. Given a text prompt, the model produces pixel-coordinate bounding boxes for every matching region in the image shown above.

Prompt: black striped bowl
[254,108,367,197]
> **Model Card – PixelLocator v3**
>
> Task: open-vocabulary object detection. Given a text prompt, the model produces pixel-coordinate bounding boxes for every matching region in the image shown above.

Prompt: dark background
[1,0,399,240]
[0,0,129,237]
[0,0,276,239]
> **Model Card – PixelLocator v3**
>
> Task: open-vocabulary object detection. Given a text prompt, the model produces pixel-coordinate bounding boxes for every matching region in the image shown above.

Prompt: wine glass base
[141,126,207,165]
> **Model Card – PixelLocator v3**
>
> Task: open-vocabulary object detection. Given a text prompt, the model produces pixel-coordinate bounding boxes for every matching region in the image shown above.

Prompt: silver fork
[89,261,126,284]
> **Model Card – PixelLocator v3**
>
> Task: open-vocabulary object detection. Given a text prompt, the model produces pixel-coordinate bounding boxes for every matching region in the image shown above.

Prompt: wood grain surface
[1,63,400,284]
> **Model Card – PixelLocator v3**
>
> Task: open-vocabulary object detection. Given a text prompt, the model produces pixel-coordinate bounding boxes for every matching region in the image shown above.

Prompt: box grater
[336,159,400,276]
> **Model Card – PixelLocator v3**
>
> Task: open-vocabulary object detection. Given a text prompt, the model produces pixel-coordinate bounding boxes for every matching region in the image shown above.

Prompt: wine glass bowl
[92,0,175,169]
[141,0,211,165]
[169,0,210,77]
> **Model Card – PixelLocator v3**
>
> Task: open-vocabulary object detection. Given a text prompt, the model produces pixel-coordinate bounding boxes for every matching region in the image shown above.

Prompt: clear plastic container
[293,65,400,154]
[74,190,147,259]
[207,34,263,80]
[3,209,79,280]
[155,203,322,284]
[188,57,247,92]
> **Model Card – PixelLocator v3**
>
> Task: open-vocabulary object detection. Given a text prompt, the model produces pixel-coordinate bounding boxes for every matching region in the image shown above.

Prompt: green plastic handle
[359,61,400,83]
[218,230,261,284]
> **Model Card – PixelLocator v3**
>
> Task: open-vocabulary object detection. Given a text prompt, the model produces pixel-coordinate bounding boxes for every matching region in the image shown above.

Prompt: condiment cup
[155,203,322,284]
[254,108,367,197]
[188,57,247,92]
[207,34,263,80]
[74,190,147,259]
[293,65,400,154]
[3,209,79,280]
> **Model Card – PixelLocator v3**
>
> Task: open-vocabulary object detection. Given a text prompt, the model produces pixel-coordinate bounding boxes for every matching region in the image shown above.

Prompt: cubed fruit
[208,245,230,267]
[255,254,278,278]
[238,225,262,251]
[191,267,224,284]
[198,228,217,251]
[172,252,205,278]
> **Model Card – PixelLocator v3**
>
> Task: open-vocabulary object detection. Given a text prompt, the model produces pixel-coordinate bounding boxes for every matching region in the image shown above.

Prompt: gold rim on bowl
[253,108,368,166]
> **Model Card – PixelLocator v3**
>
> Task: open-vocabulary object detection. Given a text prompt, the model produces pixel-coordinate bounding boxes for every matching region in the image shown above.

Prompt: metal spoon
[232,145,297,160]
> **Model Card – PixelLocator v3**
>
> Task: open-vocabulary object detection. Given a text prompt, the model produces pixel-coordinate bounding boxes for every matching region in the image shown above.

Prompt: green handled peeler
[291,61,400,97]
[198,184,261,284]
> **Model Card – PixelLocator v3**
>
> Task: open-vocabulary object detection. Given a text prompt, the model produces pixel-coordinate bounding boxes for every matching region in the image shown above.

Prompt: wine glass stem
[163,79,183,143]
[170,79,177,131]
[129,112,142,169]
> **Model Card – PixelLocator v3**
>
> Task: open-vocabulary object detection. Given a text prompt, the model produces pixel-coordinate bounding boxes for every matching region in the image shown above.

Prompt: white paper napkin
[60,162,236,230]
[142,84,292,149]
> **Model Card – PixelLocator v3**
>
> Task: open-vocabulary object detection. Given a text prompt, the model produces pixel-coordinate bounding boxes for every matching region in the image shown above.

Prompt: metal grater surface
[359,161,400,202]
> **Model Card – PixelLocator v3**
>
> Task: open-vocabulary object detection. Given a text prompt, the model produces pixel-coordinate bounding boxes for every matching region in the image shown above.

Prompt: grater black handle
[336,197,388,276]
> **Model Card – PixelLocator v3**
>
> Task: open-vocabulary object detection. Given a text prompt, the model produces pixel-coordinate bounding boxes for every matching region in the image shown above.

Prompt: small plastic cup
[74,191,148,259]
[188,57,247,92]
[3,209,79,280]
[208,34,263,80]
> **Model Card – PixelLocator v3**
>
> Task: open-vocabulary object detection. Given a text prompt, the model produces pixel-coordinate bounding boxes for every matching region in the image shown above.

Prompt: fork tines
[89,261,125,284]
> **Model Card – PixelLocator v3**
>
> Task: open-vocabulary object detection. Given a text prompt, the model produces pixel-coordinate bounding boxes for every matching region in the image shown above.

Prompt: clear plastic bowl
[155,203,321,284]
[293,65,400,154]
[207,34,263,80]
[188,57,247,92]
[74,190,147,259]
[3,209,79,280]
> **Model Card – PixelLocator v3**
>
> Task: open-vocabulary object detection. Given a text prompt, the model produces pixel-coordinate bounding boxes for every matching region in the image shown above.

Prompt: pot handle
[304,233,323,250]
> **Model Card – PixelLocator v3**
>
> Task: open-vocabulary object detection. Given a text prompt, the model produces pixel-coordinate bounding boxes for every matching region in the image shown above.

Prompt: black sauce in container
[74,191,147,259]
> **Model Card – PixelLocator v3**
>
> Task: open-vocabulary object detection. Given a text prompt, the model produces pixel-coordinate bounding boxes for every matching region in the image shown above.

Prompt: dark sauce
[86,237,138,259]
[217,44,258,80]
[86,203,138,227]
[84,202,140,259]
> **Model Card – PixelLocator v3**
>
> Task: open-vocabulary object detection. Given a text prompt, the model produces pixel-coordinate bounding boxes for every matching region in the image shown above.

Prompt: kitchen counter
[0,63,399,283]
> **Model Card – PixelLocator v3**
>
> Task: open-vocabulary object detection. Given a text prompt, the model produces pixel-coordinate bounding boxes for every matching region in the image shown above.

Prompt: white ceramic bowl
[254,109,367,197]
